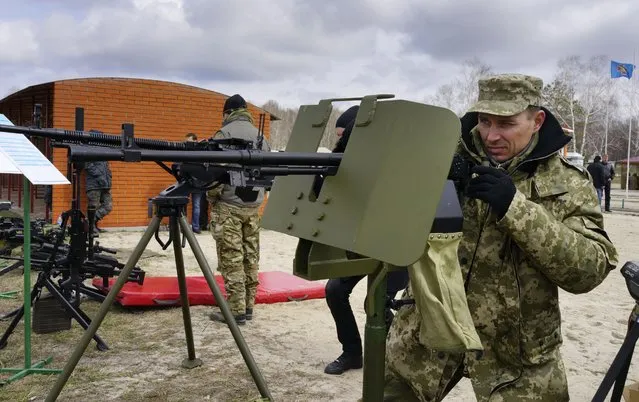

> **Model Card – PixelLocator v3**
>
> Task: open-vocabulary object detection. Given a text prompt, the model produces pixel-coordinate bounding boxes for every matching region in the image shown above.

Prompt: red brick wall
[49,78,271,227]
[0,83,55,217]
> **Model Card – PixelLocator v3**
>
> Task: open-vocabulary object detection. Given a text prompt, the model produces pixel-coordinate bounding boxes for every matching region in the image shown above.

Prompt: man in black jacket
[322,107,409,375]
[602,154,615,212]
[587,155,606,210]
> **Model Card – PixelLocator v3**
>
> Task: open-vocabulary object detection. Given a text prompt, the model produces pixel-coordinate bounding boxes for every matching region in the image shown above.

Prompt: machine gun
[0,119,341,193]
[0,211,144,285]
[0,205,61,276]
[0,203,146,352]
[1,95,465,402]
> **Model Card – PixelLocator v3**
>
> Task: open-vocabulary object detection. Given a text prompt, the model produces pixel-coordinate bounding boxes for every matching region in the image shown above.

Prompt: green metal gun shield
[262,95,461,267]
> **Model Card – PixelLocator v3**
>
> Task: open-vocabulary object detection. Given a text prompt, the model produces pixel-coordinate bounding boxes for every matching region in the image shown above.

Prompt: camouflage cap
[466,73,543,116]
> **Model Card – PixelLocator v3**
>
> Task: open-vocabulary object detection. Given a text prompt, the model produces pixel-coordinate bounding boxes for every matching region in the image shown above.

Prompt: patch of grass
[0,253,344,402]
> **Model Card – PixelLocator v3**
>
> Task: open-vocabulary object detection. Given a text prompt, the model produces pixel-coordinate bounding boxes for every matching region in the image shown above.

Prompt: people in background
[322,107,409,375]
[84,159,112,236]
[185,132,204,233]
[602,154,615,212]
[587,155,606,209]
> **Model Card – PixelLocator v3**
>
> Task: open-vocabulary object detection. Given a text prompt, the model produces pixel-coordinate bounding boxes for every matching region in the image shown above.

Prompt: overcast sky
[1,0,638,109]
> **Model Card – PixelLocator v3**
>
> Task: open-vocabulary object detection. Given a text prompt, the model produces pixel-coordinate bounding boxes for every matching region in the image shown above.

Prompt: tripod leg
[42,278,109,351]
[45,216,161,402]
[170,215,202,369]
[0,305,25,350]
[78,284,107,302]
[177,216,272,401]
[0,273,46,348]
[611,342,635,402]
[0,261,23,277]
[593,318,639,402]
[611,318,639,402]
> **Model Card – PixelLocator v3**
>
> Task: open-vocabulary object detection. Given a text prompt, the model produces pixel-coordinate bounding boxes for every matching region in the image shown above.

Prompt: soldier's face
[477,109,545,162]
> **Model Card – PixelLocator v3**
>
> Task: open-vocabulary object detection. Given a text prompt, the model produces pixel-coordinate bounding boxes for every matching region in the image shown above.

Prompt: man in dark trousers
[185,132,204,233]
[322,107,409,375]
[587,155,606,210]
[602,154,615,212]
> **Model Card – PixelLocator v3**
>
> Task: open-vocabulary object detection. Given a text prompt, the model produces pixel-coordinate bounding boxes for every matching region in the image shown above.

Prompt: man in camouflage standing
[208,94,270,326]
[84,159,113,236]
[384,74,618,401]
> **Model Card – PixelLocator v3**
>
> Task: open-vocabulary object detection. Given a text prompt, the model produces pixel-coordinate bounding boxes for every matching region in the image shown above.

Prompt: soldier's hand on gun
[466,165,516,219]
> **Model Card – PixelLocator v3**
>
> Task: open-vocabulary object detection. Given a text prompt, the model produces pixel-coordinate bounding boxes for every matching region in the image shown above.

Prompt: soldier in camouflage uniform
[84,159,113,236]
[384,74,619,401]
[208,94,270,326]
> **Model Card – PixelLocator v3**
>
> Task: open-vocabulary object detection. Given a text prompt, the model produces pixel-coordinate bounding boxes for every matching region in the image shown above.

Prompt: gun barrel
[0,125,343,168]
[0,124,188,150]
[66,145,343,166]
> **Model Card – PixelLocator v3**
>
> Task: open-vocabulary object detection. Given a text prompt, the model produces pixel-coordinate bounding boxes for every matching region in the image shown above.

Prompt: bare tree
[261,100,344,151]
[545,55,617,156]
[426,57,493,116]
[575,55,616,155]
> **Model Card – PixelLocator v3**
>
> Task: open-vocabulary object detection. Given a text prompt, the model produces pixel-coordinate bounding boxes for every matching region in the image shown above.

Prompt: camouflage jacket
[84,161,112,191]
[455,108,618,396]
[207,109,270,209]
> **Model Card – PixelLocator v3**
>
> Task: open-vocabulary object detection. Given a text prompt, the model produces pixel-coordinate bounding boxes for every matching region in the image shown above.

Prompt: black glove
[466,165,516,219]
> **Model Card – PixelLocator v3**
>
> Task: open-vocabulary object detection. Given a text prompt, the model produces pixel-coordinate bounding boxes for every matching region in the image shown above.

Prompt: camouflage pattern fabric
[385,154,616,401]
[210,201,261,316]
[209,108,271,209]
[462,156,616,401]
[466,74,543,117]
[385,276,467,401]
[220,108,255,125]
[87,189,113,220]
[384,74,618,401]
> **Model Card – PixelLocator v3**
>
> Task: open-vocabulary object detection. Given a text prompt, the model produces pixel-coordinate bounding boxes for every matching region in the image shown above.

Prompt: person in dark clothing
[602,154,615,212]
[84,160,113,235]
[587,155,606,209]
[185,132,204,233]
[322,108,409,375]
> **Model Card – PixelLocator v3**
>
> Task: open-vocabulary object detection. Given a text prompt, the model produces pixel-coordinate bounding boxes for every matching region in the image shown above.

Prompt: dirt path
[0,212,638,401]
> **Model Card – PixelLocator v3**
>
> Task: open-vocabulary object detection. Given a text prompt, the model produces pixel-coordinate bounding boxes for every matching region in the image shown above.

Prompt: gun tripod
[44,194,272,402]
[0,209,110,351]
[0,269,109,351]
[592,305,639,402]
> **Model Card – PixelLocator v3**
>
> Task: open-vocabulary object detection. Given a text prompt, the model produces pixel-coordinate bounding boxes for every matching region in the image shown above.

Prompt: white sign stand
[0,114,69,385]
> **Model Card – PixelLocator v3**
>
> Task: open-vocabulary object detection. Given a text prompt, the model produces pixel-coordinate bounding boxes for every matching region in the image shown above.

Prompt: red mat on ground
[91,271,326,307]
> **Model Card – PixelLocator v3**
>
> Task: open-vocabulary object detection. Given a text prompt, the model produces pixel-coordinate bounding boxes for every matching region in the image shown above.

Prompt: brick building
[0,77,276,227]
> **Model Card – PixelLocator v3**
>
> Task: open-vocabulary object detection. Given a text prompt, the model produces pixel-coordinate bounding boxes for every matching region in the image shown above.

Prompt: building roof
[0,77,280,121]
[617,156,639,164]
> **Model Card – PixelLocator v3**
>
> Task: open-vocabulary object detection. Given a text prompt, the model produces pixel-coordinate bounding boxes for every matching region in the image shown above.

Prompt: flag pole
[626,50,636,199]
[605,93,610,155]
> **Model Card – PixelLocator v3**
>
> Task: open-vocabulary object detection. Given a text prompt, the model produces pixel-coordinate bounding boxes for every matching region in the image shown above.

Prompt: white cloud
[0,0,637,108]
[0,20,39,63]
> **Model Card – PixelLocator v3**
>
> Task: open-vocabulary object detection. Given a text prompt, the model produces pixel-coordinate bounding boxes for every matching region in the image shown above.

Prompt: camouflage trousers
[211,202,261,316]
[384,302,570,402]
[87,189,113,221]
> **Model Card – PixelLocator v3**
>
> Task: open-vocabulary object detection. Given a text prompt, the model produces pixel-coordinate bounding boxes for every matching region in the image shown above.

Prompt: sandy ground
[1,211,639,401]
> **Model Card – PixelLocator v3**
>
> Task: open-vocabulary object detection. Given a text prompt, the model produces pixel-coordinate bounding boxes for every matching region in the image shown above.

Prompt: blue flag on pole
[611,60,634,79]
